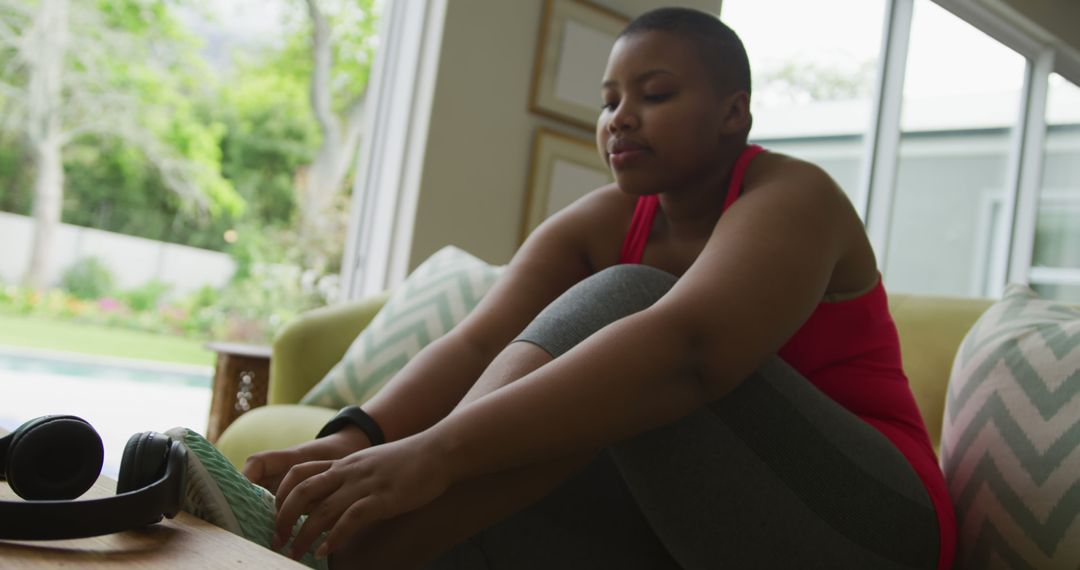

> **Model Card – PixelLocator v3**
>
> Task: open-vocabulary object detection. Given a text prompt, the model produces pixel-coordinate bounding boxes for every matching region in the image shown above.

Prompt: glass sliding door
[1030,74,1080,301]
[884,0,1026,297]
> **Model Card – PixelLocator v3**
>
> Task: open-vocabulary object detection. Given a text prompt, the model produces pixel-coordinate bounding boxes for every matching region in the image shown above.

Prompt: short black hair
[618,7,751,96]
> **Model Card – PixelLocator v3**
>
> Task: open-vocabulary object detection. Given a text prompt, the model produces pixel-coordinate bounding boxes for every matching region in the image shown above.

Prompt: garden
[0,253,337,366]
[0,0,380,365]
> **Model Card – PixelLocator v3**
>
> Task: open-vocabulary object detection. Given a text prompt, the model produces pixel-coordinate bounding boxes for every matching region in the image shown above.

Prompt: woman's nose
[608,103,638,133]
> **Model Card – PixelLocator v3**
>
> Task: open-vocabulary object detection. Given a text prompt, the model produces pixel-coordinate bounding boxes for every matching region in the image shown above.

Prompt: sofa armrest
[269,291,392,405]
[216,404,338,468]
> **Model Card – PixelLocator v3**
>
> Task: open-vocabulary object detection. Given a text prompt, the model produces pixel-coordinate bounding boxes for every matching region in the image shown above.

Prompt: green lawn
[0,313,214,367]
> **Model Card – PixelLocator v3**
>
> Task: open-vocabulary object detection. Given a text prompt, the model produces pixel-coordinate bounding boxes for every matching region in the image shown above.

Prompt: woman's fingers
[316,496,383,560]
[243,450,297,492]
[287,487,363,560]
[273,460,335,548]
[241,455,265,485]
[275,460,332,509]
[268,442,441,559]
[261,473,287,495]
[243,433,368,492]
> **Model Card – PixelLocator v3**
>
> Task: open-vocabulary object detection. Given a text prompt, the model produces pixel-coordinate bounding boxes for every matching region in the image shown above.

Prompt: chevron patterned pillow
[942,283,1080,569]
[300,246,503,409]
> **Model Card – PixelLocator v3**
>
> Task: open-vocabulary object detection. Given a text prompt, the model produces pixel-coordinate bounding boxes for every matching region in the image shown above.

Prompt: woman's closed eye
[601,92,671,111]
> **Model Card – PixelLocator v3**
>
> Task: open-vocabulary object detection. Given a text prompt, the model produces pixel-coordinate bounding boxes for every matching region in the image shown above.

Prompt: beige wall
[408,0,722,269]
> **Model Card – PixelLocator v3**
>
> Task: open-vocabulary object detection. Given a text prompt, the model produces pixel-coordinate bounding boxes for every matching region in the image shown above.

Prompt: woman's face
[597,31,737,196]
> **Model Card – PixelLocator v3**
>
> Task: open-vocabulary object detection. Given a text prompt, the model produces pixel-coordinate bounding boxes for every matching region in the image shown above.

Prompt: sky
[174,0,290,68]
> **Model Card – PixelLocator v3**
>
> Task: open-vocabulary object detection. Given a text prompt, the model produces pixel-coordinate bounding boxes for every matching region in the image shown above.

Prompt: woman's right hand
[242,426,372,494]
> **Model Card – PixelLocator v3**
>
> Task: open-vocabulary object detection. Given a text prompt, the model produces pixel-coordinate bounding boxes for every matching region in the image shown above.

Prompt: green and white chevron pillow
[942,283,1080,569]
[301,246,503,409]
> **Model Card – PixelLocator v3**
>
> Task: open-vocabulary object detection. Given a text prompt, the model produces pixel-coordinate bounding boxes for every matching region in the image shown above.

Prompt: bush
[119,280,171,312]
[0,284,14,306]
[60,257,115,300]
[0,241,337,344]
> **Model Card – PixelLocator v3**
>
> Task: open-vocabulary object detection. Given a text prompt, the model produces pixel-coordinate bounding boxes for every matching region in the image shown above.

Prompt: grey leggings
[428,265,939,570]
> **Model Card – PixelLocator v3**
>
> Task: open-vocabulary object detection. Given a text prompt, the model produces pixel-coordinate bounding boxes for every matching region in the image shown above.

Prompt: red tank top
[618,144,955,570]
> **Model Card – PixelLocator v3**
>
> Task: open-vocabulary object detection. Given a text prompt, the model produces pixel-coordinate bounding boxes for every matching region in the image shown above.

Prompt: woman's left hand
[272,435,451,561]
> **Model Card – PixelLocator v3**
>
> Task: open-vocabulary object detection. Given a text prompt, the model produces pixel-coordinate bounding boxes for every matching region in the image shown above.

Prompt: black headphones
[0,415,187,540]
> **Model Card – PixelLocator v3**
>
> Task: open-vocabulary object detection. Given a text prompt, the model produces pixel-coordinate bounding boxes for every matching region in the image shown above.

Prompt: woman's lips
[609,148,649,169]
[607,139,650,169]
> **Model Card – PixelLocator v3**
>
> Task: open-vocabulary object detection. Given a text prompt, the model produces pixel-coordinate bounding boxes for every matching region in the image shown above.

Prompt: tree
[0,0,241,289]
[202,0,377,275]
[282,0,378,272]
[756,58,877,106]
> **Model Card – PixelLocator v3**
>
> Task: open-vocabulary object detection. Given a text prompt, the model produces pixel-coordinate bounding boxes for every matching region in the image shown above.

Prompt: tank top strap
[721,144,765,213]
[618,194,658,264]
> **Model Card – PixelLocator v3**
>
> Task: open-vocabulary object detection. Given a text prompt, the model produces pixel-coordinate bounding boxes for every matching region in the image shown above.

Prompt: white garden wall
[0,212,235,295]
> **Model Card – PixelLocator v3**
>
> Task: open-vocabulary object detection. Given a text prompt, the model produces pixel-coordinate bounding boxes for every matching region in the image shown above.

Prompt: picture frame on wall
[521,127,613,243]
[530,0,629,131]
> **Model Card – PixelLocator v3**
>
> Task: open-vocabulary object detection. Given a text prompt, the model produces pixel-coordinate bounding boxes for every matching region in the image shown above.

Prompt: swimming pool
[0,346,213,479]
[0,348,212,388]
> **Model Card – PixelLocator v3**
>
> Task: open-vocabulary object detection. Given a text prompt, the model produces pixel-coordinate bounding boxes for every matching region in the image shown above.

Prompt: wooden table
[205,342,273,443]
[0,429,305,568]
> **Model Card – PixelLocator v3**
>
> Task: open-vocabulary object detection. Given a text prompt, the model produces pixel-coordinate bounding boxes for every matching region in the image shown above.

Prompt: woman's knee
[515,265,677,358]
[578,265,678,305]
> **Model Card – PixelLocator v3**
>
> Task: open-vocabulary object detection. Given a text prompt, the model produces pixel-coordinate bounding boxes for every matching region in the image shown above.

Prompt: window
[1029,74,1080,301]
[720,0,887,205]
[883,0,1026,297]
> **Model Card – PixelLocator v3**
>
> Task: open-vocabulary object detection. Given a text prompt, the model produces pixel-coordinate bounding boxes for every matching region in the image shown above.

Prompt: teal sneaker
[165,427,328,570]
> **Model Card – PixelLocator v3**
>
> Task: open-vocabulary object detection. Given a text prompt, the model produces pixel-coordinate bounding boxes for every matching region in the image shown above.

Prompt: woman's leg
[609,355,940,569]
[430,264,941,569]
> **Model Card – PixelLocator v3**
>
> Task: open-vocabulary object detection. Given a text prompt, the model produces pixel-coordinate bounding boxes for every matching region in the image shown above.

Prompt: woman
[177,7,955,569]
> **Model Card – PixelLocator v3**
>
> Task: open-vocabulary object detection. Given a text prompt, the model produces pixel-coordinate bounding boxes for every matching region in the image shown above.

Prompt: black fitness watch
[315,405,386,446]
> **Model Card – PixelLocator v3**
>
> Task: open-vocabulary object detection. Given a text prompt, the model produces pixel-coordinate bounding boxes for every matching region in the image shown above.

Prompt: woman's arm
[430,163,858,482]
[356,190,622,442]
[244,188,615,491]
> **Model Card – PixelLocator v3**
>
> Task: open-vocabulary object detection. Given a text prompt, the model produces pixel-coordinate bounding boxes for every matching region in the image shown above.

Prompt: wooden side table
[205,342,273,443]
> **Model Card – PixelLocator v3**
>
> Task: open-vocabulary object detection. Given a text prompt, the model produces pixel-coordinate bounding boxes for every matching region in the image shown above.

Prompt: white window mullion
[1004,48,1054,289]
[340,0,447,301]
[860,0,913,271]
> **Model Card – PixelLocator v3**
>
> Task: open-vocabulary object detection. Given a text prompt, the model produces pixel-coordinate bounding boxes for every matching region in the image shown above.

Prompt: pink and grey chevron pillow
[301,246,503,409]
[942,283,1080,569]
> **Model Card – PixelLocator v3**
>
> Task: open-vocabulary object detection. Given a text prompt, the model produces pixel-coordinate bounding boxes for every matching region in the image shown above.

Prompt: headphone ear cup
[6,415,104,500]
[117,432,170,494]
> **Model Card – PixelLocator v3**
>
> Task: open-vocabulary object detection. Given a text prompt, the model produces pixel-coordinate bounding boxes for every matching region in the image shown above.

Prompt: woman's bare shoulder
[517,183,634,265]
[739,150,877,294]
[747,152,841,194]
[541,182,634,235]
[571,183,637,216]
[738,151,861,230]
[568,184,637,270]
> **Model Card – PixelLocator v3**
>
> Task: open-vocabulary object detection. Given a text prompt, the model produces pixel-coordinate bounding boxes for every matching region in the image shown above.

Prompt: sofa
[215,291,992,468]
[217,287,1080,568]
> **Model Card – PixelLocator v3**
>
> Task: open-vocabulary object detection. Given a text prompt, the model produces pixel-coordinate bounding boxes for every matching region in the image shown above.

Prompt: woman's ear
[719,91,751,136]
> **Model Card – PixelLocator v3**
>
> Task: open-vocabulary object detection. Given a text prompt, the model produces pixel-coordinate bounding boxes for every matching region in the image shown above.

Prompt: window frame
[721,0,1074,298]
